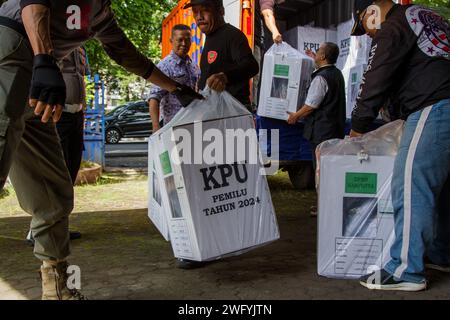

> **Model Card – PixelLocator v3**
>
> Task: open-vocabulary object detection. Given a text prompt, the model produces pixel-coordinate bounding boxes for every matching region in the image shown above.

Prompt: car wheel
[106,128,121,144]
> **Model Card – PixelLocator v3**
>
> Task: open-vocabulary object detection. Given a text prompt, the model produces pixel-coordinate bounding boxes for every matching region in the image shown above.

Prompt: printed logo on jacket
[407,6,450,59]
[207,51,218,64]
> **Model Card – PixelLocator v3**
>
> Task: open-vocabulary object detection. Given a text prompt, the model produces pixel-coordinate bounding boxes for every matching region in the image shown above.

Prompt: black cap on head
[184,0,223,9]
[351,0,374,36]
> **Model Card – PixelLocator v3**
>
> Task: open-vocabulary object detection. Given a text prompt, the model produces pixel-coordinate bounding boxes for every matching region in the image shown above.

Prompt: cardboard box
[154,91,280,261]
[326,29,338,44]
[336,20,353,71]
[283,26,338,52]
[336,20,372,71]
[317,154,395,279]
[281,22,372,115]
[283,26,324,54]
[257,43,314,121]
[336,19,372,116]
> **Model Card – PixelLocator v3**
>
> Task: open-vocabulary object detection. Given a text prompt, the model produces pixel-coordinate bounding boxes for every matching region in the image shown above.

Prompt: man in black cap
[349,0,450,291]
[186,0,259,110]
[0,0,202,300]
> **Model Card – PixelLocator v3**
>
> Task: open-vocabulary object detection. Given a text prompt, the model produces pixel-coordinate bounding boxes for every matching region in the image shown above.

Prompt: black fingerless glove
[30,54,66,106]
[173,84,204,108]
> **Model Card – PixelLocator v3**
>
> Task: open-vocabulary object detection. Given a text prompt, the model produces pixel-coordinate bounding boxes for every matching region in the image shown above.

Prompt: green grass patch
[0,187,10,200]
[79,160,99,169]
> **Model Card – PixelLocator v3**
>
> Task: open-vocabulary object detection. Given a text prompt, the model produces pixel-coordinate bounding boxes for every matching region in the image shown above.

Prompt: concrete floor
[0,174,449,300]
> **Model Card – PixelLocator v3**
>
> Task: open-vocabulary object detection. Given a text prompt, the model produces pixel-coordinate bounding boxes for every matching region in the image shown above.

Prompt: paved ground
[0,173,449,300]
[105,141,148,156]
[105,156,148,168]
[105,141,148,168]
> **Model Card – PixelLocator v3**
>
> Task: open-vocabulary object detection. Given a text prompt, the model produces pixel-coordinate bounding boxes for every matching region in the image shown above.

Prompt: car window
[136,102,148,113]
[107,105,126,115]
[133,102,149,116]
[126,104,140,113]
[117,101,149,117]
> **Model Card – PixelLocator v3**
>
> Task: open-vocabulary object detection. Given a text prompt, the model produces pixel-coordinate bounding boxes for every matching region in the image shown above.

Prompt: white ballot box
[336,19,372,114]
[283,26,329,54]
[346,64,367,118]
[148,135,171,241]
[326,29,338,44]
[317,121,404,279]
[257,42,314,121]
[153,89,280,261]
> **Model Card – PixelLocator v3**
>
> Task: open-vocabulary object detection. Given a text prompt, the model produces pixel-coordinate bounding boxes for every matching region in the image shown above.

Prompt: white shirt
[304,65,333,109]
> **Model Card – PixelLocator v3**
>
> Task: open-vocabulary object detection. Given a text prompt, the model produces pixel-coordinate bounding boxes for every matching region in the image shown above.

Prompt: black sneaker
[176,258,207,270]
[69,231,82,240]
[424,257,450,273]
[359,269,427,292]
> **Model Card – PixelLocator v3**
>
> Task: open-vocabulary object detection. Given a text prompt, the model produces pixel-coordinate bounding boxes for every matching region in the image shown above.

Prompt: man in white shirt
[287,42,346,216]
[287,42,346,171]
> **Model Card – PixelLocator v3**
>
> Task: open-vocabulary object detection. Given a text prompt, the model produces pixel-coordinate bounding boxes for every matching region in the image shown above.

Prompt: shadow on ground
[0,205,449,300]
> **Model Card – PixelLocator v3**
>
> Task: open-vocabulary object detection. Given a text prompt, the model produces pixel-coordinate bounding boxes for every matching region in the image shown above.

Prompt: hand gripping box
[153,90,280,261]
[257,42,314,121]
[316,121,404,279]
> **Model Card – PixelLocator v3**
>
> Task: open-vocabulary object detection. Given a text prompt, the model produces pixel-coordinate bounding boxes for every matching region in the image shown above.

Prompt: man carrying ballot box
[286,42,346,171]
[349,0,450,291]
[187,0,259,111]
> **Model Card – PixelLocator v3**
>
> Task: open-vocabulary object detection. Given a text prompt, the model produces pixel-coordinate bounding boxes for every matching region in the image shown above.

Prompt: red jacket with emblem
[198,23,259,106]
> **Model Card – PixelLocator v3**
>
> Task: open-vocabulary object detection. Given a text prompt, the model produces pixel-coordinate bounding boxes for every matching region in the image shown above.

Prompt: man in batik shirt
[148,24,200,131]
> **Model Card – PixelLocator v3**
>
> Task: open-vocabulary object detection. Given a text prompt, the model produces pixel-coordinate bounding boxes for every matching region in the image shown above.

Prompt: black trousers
[56,111,84,185]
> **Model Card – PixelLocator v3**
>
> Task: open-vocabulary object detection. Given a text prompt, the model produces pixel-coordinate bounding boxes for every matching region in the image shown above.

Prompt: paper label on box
[335,237,383,275]
[274,64,289,77]
[263,98,289,119]
[171,219,194,258]
[160,151,172,175]
[345,172,377,194]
